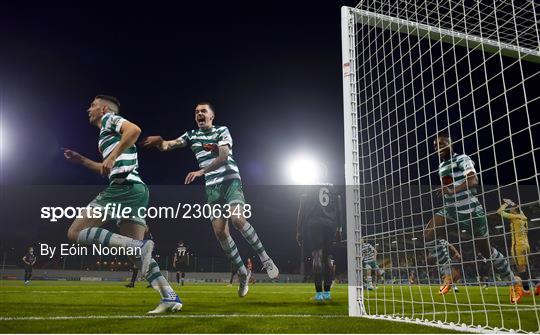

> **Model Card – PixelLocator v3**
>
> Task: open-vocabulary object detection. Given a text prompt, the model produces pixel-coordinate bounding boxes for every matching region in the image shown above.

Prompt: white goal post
[343,0,540,333]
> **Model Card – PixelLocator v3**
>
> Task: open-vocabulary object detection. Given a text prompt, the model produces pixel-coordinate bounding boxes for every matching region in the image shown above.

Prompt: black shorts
[174,264,188,272]
[24,265,33,274]
[306,223,334,252]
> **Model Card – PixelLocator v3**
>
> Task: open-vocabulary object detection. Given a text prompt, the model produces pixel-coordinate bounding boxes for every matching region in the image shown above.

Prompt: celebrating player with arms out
[142,102,278,297]
[63,95,182,313]
[424,133,523,304]
[497,199,539,296]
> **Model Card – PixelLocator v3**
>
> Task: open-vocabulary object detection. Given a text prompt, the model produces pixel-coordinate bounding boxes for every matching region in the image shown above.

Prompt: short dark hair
[196,102,215,113]
[435,131,451,141]
[95,95,121,112]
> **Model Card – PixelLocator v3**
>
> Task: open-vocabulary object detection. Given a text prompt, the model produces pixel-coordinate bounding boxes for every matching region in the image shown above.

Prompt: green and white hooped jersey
[439,153,481,214]
[99,113,143,185]
[362,243,376,262]
[179,126,240,186]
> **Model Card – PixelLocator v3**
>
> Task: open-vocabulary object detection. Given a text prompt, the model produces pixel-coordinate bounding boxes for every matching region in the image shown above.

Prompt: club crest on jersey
[202,143,219,154]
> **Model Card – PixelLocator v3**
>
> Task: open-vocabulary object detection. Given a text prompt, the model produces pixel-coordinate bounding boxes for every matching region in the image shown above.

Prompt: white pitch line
[1,308,538,322]
[0,314,345,321]
[0,290,325,295]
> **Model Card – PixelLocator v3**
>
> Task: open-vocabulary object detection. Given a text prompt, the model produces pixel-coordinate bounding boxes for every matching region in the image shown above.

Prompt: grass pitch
[0,280,537,333]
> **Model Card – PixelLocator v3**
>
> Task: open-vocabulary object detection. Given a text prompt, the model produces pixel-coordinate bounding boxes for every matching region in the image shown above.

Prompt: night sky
[0,1,359,186]
[0,2,358,270]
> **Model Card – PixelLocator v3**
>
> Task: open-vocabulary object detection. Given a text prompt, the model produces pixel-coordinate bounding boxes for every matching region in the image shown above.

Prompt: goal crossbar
[350,7,540,64]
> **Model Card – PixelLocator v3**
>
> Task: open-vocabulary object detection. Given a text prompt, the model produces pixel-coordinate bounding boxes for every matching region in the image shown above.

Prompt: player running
[62,95,182,313]
[22,247,36,285]
[173,241,190,286]
[361,241,383,290]
[497,199,539,296]
[296,183,342,301]
[424,133,523,304]
[141,102,278,297]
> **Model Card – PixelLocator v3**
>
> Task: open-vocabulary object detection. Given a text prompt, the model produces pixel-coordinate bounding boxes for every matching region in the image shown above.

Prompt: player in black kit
[22,247,36,285]
[296,183,343,301]
[126,228,153,288]
[173,241,190,286]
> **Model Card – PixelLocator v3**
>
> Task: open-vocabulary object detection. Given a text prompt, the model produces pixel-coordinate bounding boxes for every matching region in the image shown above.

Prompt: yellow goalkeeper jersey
[497,204,529,245]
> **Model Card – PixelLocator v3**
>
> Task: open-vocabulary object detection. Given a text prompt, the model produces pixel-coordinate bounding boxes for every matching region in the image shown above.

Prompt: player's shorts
[88,182,149,226]
[306,223,334,251]
[511,241,530,268]
[173,264,188,272]
[363,260,379,270]
[205,178,245,206]
[435,204,488,238]
[24,265,33,274]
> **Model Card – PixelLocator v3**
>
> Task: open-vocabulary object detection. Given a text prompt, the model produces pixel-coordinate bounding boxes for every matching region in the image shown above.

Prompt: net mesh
[343,1,540,332]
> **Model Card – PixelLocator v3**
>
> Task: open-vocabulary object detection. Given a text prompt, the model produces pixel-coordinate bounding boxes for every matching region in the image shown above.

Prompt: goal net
[342,0,540,333]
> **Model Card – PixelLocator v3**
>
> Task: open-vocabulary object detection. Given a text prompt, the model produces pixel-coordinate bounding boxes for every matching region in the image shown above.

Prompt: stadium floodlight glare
[0,119,9,163]
[286,154,323,185]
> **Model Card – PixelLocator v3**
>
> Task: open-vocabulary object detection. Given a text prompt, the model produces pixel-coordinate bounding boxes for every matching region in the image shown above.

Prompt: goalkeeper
[497,198,539,296]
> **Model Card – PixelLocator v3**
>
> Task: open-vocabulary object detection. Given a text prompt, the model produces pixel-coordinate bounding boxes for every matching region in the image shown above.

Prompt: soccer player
[228,261,236,286]
[361,241,383,290]
[428,239,461,294]
[409,270,417,285]
[173,241,189,286]
[424,133,523,304]
[246,257,256,284]
[141,102,278,297]
[22,247,36,285]
[296,183,342,301]
[497,198,539,296]
[62,95,182,313]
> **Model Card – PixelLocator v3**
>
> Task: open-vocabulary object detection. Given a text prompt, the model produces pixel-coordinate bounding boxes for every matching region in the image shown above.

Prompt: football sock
[130,267,139,284]
[366,275,373,287]
[239,222,269,263]
[427,240,451,277]
[520,271,530,291]
[176,272,180,284]
[146,259,177,300]
[219,235,247,276]
[77,227,143,249]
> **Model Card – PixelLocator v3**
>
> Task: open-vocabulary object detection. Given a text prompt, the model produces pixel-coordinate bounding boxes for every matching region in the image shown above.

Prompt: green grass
[0,280,537,333]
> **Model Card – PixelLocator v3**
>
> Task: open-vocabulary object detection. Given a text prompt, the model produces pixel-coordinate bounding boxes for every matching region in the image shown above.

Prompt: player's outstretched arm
[101,121,141,176]
[141,136,186,151]
[62,148,102,175]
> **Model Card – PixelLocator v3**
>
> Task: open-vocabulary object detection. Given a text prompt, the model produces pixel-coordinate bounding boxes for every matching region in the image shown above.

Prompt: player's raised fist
[62,148,84,164]
[141,136,164,149]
